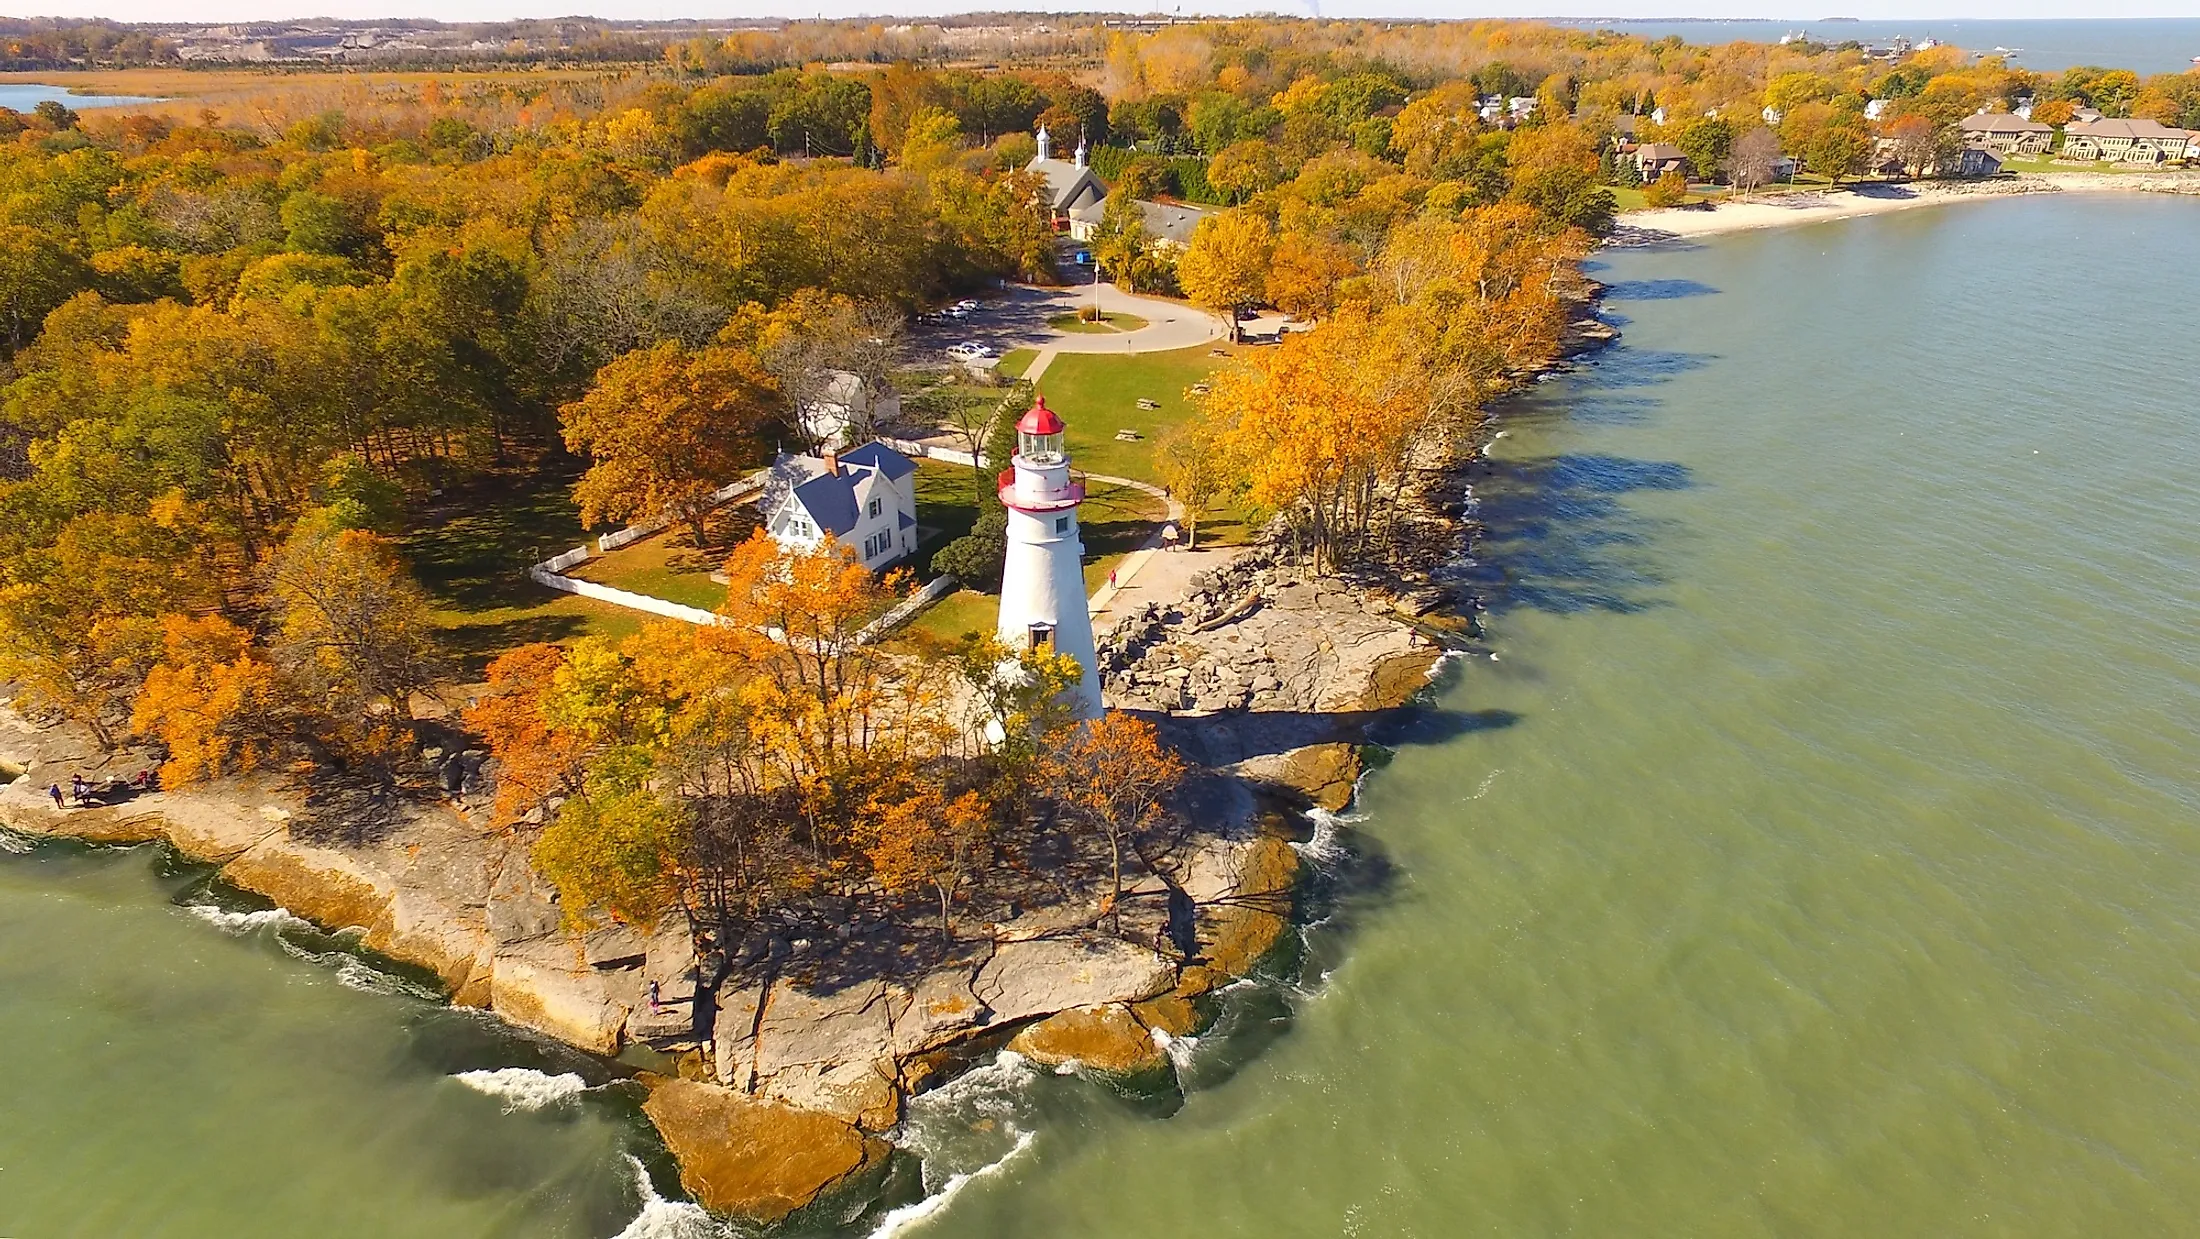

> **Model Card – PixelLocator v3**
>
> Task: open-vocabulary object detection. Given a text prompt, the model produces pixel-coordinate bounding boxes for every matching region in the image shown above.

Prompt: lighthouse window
[1055,516,1070,533]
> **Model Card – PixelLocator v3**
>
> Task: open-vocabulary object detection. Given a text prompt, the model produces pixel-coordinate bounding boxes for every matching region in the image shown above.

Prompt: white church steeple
[1035,124,1052,163]
[995,392,1101,717]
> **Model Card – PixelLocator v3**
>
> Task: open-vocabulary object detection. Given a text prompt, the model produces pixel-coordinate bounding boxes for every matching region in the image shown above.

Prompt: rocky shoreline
[0,278,1616,1228]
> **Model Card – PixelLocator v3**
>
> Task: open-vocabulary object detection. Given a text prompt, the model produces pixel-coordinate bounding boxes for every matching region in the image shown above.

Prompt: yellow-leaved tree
[131,615,287,788]
[1175,210,1273,341]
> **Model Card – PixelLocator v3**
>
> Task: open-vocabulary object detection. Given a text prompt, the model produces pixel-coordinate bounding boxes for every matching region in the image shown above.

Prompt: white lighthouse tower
[995,392,1101,718]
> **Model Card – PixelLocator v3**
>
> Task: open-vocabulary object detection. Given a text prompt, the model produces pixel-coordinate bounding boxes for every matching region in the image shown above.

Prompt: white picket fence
[594,470,770,553]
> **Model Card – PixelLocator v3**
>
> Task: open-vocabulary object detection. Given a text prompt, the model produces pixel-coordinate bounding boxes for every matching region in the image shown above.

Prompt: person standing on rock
[70,773,85,804]
[647,979,663,1015]
[49,783,64,810]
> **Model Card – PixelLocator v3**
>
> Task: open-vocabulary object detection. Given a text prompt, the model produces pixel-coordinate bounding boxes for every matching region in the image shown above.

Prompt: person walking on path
[1161,522,1181,552]
[647,980,663,1016]
[70,773,86,805]
[49,783,64,810]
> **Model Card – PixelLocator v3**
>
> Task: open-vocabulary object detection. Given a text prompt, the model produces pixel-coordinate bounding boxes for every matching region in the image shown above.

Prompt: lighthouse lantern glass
[1021,428,1063,464]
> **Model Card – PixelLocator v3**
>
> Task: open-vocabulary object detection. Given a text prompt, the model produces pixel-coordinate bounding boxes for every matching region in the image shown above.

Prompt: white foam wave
[454,1067,590,1112]
[185,904,312,934]
[1150,1026,1201,1071]
[270,933,442,1001]
[1293,806,1364,864]
[0,825,35,854]
[610,1154,728,1239]
[867,1129,1037,1239]
[1470,769,1503,800]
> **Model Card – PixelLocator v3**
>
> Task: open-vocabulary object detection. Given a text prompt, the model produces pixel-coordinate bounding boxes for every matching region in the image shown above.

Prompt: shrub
[1643,170,1691,208]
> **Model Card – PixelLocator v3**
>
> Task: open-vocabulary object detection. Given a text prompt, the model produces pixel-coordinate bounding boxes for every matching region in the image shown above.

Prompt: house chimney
[822,451,840,476]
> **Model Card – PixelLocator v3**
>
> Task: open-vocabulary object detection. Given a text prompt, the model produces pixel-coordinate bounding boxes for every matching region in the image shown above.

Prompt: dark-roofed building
[1137,199,1213,251]
[2061,117,2195,164]
[1027,127,1106,236]
[1634,142,1688,181]
[764,441,919,570]
[1959,111,2053,155]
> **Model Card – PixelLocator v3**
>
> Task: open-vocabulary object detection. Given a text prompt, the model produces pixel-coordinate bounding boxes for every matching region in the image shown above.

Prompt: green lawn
[997,348,1037,379]
[1032,343,1240,484]
[1046,311,1149,334]
[568,523,742,613]
[397,460,649,673]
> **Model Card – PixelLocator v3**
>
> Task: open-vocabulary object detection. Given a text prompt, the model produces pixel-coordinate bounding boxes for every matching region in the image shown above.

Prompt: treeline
[0,73,1055,777]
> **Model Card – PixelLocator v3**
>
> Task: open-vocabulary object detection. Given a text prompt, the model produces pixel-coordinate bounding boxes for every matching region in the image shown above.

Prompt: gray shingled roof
[2066,117,2193,140]
[792,472,860,536]
[1137,199,1212,246]
[1960,112,2051,134]
[840,440,915,481]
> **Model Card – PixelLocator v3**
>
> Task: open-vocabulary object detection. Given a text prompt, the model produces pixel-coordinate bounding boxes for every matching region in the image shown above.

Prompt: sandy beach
[1616,171,2200,240]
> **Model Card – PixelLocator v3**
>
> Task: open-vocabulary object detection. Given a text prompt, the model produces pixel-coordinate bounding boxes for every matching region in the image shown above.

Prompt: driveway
[912,282,1225,372]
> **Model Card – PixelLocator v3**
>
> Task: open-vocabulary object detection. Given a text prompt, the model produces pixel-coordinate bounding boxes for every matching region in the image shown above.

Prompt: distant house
[796,370,901,451]
[763,442,919,571]
[1953,145,2004,177]
[1136,199,1214,252]
[1859,100,1884,122]
[2061,117,2195,164]
[2071,106,2104,124]
[1958,112,2052,155]
[1026,127,1106,236]
[1634,142,1688,181]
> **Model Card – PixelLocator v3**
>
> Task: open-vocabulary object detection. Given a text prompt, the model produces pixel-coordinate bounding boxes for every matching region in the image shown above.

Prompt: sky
[21,2,2193,26]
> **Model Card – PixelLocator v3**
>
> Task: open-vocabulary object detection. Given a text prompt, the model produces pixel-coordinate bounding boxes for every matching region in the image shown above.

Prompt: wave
[266,927,443,1001]
[1294,806,1365,866]
[609,1154,728,1239]
[453,1067,590,1112]
[184,903,313,935]
[867,1129,1037,1239]
[0,825,35,854]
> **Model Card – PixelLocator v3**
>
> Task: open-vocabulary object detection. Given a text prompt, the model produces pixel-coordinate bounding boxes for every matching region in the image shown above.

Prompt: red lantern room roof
[1017,393,1065,436]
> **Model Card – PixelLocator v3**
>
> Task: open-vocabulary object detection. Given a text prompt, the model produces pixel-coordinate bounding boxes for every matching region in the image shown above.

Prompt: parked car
[945,306,970,319]
[946,341,995,360]
[954,299,981,312]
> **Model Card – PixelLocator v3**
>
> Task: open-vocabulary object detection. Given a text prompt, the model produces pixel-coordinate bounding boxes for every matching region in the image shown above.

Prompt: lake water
[0,83,165,112]
[1559,18,2200,76]
[7,191,2200,1237]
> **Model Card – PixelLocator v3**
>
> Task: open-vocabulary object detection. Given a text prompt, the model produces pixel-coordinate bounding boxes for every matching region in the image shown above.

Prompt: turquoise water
[6,192,2200,1236]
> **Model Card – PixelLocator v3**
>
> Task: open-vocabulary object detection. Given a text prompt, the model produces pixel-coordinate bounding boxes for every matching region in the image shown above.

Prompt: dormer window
[868,497,882,519]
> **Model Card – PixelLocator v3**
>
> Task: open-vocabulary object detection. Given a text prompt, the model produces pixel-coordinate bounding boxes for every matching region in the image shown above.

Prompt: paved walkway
[1024,284,1226,384]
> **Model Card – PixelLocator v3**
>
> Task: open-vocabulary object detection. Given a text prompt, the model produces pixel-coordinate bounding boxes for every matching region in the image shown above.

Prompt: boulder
[972,936,1175,1025]
[1235,742,1362,812]
[642,1079,889,1224]
[1008,1004,1167,1076]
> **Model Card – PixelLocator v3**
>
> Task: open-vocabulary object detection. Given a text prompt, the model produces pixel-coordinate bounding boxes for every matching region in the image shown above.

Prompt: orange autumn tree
[131,615,287,788]
[707,530,951,859]
[861,779,996,942]
[1048,713,1188,932]
[560,341,782,549]
[465,643,592,827]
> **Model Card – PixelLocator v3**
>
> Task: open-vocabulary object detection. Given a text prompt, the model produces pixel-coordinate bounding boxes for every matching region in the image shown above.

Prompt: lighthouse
[995,392,1102,718]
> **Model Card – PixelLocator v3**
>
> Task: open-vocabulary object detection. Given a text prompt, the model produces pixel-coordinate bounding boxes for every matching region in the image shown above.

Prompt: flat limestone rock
[1008,1004,1167,1076]
[642,1079,888,1224]
[1233,742,1362,811]
[489,937,631,1054]
[221,834,398,935]
[973,936,1175,1025]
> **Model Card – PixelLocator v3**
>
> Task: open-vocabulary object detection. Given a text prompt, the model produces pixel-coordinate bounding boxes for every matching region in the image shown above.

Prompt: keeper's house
[763,441,919,571]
